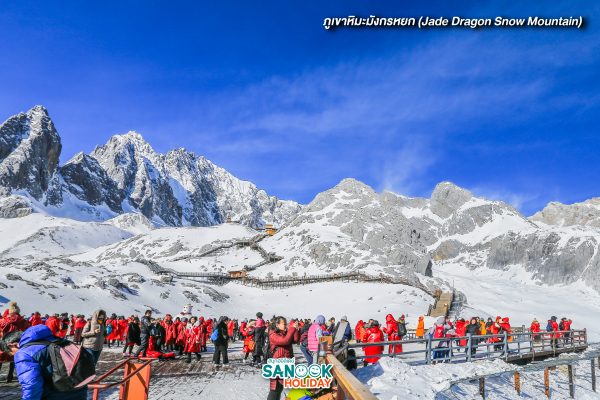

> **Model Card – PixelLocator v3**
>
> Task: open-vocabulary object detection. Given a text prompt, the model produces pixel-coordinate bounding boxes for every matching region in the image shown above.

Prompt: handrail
[88,358,154,400]
[88,359,153,390]
[347,329,588,366]
[325,353,378,400]
[320,341,377,400]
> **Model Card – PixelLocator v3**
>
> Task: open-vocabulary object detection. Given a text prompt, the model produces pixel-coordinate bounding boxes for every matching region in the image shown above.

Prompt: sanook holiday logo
[262,358,333,389]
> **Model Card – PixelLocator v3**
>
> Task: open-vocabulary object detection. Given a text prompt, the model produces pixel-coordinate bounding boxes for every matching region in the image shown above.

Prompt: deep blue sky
[1,1,598,215]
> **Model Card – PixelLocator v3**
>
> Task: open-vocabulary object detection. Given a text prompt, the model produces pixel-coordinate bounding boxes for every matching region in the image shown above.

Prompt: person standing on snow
[184,316,202,363]
[253,312,266,364]
[123,317,140,357]
[429,316,452,363]
[15,325,89,400]
[362,320,384,366]
[308,315,325,363]
[465,318,481,356]
[382,314,401,355]
[81,309,106,365]
[298,319,313,364]
[416,316,425,338]
[355,320,366,343]
[213,316,230,366]
[133,310,153,358]
[267,317,298,400]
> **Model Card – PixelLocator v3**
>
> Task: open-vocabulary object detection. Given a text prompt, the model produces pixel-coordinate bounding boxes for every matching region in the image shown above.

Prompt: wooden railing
[319,340,377,400]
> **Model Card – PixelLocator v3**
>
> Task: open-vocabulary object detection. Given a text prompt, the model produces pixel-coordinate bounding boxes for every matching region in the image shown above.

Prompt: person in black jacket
[134,310,152,358]
[123,317,141,356]
[465,318,481,356]
[253,312,266,364]
[153,319,166,351]
[213,316,230,366]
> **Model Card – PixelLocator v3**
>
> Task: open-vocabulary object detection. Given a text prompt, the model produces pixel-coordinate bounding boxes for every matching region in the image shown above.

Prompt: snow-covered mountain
[531,198,600,228]
[0,106,301,227]
[387,182,600,291]
[257,178,433,280]
[2,104,600,339]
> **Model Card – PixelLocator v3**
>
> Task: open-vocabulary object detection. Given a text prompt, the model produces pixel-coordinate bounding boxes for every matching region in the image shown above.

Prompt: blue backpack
[210,328,219,342]
[106,324,113,334]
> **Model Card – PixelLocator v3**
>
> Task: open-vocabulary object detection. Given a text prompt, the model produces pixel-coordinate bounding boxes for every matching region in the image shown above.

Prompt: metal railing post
[479,377,485,399]
[426,336,432,365]
[568,364,575,398]
[467,334,472,362]
[503,331,509,360]
[592,358,597,392]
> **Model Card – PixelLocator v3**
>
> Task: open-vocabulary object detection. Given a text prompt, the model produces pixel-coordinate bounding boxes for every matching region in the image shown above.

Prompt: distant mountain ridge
[0,106,301,227]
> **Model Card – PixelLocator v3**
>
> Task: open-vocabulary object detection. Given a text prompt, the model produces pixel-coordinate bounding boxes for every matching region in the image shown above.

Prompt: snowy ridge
[0,106,301,228]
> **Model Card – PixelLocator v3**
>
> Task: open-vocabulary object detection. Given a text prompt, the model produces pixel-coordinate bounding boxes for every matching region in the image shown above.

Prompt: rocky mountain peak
[0,105,61,199]
[530,198,600,228]
[430,181,473,218]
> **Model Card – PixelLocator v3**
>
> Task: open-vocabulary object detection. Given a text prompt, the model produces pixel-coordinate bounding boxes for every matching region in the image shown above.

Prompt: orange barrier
[89,358,154,400]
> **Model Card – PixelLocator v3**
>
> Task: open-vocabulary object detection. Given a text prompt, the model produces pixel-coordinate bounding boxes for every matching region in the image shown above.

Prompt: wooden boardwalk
[0,343,265,400]
[429,291,454,317]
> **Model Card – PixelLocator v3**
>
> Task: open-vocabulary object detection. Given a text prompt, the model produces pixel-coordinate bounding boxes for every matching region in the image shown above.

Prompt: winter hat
[341,316,347,321]
[7,301,19,314]
[372,320,380,327]
[315,315,326,325]
[256,312,263,318]
[551,316,557,321]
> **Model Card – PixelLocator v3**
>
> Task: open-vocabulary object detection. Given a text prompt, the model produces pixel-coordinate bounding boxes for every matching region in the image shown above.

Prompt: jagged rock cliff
[0,106,301,227]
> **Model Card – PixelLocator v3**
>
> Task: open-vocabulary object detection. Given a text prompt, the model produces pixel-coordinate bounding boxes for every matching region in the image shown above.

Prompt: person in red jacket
[183,317,202,363]
[164,317,177,351]
[455,318,467,347]
[197,317,207,351]
[242,320,256,362]
[530,318,541,341]
[561,317,573,345]
[0,302,29,337]
[57,313,70,338]
[28,312,42,327]
[73,315,87,344]
[500,317,512,342]
[227,319,235,342]
[267,317,297,400]
[44,314,62,337]
[176,318,188,355]
[548,316,560,348]
[203,318,213,352]
[69,315,76,336]
[355,320,366,344]
[382,314,402,354]
[488,318,505,353]
[106,313,121,347]
[362,320,384,366]
[117,316,129,345]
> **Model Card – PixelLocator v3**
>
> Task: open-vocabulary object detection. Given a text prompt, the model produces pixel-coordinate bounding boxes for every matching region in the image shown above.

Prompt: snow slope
[434,261,600,340]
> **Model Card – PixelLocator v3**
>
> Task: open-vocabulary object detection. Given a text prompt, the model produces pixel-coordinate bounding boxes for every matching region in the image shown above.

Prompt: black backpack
[23,340,96,391]
[398,323,407,337]
[263,333,274,360]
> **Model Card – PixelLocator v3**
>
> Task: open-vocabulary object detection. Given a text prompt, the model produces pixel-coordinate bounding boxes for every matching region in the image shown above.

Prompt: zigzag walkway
[169,233,282,270]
